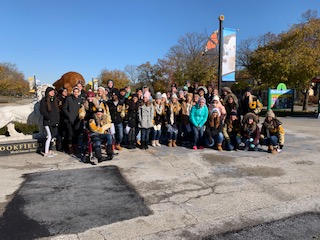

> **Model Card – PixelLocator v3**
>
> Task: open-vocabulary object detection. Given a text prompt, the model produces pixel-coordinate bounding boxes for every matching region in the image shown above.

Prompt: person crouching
[260,110,285,154]
[223,110,241,151]
[241,112,260,151]
[205,107,224,151]
[88,107,114,162]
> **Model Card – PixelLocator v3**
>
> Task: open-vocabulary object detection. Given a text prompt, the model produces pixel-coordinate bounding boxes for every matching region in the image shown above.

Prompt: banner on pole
[28,77,35,93]
[205,30,219,52]
[222,28,236,81]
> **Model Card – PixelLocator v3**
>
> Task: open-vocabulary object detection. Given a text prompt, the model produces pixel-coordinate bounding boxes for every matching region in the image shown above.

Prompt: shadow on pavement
[0,166,151,240]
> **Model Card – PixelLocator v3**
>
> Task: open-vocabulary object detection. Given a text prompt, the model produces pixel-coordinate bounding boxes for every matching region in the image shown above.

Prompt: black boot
[96,149,104,163]
[132,140,136,149]
[105,145,114,161]
[145,141,149,149]
[140,141,145,149]
[127,141,133,149]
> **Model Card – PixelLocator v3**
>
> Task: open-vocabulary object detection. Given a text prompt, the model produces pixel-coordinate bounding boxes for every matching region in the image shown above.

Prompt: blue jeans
[205,132,224,147]
[263,135,278,146]
[226,134,242,150]
[242,137,257,149]
[152,129,162,140]
[192,124,204,146]
[114,123,123,145]
[91,133,112,148]
[140,128,150,142]
[167,124,178,140]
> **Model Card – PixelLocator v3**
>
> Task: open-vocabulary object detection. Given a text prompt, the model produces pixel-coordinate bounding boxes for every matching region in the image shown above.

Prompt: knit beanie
[266,109,275,118]
[155,92,162,100]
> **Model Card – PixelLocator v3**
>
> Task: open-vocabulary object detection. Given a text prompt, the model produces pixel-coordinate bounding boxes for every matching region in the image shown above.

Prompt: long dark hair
[45,90,59,112]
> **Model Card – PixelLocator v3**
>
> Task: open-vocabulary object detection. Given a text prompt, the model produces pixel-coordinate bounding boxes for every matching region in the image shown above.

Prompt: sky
[1,0,319,85]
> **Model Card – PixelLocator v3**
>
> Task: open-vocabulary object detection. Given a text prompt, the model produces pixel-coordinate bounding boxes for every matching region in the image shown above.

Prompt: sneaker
[44,153,53,158]
[198,146,204,149]
[156,142,161,147]
[50,151,58,156]
[193,146,198,150]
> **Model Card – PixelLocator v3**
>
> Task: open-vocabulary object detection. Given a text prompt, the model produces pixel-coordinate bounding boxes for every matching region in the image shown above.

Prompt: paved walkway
[0,117,319,239]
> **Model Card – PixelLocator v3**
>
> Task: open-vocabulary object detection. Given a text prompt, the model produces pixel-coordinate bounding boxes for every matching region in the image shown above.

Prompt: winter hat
[143,91,151,99]
[212,95,220,102]
[198,86,208,94]
[86,91,95,98]
[171,93,178,99]
[45,86,55,96]
[210,107,221,116]
[230,109,237,116]
[96,107,104,113]
[155,92,162,100]
[161,93,167,99]
[98,86,105,91]
[222,86,232,94]
[198,97,206,104]
[179,89,184,95]
[265,109,275,118]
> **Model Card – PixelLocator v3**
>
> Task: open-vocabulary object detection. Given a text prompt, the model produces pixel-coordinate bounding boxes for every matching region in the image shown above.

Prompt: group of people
[39,80,285,162]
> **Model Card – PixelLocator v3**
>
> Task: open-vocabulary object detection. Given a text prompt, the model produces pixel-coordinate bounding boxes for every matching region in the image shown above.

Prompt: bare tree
[124,65,139,85]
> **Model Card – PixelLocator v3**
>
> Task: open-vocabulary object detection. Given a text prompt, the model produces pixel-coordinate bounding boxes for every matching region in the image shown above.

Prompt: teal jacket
[189,104,208,127]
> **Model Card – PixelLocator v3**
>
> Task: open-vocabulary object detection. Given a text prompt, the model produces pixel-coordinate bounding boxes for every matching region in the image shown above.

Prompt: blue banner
[222,28,237,82]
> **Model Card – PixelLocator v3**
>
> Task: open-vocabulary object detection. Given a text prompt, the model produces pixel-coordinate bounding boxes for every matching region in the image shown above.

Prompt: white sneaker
[50,151,58,156]
[44,153,53,158]
[151,140,156,147]
[156,141,161,147]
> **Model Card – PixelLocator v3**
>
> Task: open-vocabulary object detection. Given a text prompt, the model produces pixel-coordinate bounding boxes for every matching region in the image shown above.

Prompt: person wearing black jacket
[56,87,68,152]
[205,107,224,151]
[62,87,82,154]
[124,94,139,149]
[107,92,125,150]
[40,87,60,157]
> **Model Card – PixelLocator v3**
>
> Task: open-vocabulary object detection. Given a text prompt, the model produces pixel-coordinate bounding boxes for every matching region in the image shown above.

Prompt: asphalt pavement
[0,116,319,240]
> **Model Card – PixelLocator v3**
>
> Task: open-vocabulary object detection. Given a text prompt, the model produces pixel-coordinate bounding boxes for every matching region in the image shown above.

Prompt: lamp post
[217,15,224,95]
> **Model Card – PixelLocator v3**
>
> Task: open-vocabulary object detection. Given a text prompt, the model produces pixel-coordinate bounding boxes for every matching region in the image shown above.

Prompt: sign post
[268,83,294,114]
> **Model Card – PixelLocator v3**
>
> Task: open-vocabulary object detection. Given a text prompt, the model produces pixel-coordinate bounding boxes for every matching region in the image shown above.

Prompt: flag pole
[217,15,224,95]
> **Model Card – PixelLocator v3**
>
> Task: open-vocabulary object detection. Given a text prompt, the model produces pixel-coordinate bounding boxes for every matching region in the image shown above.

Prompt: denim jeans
[167,124,178,140]
[140,128,150,142]
[114,123,123,145]
[242,137,257,149]
[91,133,113,148]
[226,134,242,150]
[152,129,162,140]
[205,132,224,147]
[192,124,204,146]
[263,135,278,146]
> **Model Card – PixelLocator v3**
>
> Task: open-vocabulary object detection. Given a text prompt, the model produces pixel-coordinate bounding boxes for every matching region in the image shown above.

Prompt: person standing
[125,93,140,149]
[240,87,263,117]
[56,87,68,152]
[63,87,82,154]
[189,97,208,150]
[107,91,125,150]
[152,92,166,147]
[138,91,154,149]
[166,93,181,147]
[40,87,60,157]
